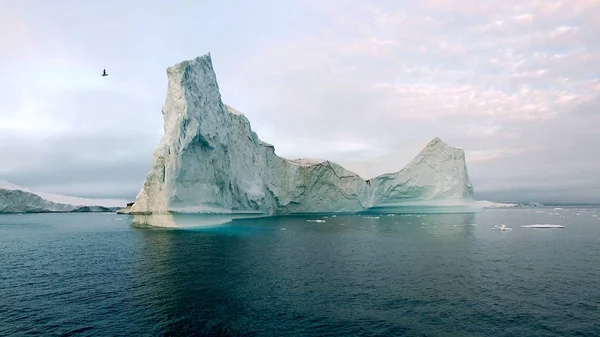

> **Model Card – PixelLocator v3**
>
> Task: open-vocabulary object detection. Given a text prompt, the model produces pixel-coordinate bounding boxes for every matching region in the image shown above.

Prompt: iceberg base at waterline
[132,212,268,228]
[364,199,490,215]
[131,204,485,228]
[128,197,519,228]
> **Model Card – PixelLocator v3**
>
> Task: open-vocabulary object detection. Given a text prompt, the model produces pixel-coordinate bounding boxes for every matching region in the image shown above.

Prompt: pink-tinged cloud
[0,10,29,54]
[1,0,599,202]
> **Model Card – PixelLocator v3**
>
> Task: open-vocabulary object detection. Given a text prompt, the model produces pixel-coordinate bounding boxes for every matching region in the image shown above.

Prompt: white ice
[129,54,477,224]
[493,224,512,231]
[520,224,566,228]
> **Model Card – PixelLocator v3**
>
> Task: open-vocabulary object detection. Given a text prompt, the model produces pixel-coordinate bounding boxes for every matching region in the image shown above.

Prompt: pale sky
[1,0,599,203]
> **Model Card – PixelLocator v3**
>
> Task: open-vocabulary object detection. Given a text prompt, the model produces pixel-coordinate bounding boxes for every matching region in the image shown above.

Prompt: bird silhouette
[101,69,109,77]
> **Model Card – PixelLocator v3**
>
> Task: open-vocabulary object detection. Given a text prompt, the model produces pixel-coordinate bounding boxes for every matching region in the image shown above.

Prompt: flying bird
[101,69,109,77]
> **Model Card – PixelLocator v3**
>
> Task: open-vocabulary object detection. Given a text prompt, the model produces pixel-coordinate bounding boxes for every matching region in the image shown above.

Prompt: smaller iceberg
[306,220,326,223]
[493,224,512,231]
[475,200,519,208]
[520,224,565,229]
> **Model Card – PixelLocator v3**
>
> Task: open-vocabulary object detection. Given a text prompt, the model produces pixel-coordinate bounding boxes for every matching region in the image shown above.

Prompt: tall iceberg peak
[132,53,240,214]
[368,137,473,207]
[130,53,474,221]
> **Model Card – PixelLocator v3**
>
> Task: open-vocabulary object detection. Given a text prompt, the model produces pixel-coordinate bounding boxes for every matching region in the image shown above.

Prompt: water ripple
[0,210,599,336]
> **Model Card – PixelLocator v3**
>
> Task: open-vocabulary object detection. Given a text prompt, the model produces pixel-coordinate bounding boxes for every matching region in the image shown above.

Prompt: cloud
[0,130,155,199]
[0,8,30,56]
[1,0,599,203]
[466,148,524,162]
[229,0,600,202]
[0,81,161,198]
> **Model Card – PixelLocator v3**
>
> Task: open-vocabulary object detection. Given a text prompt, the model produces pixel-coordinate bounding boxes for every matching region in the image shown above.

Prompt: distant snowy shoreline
[0,179,129,213]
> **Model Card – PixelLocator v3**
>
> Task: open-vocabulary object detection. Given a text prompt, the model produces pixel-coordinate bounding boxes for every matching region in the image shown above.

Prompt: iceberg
[367,137,473,206]
[474,200,519,209]
[520,224,566,229]
[493,224,513,231]
[0,180,127,213]
[130,53,475,226]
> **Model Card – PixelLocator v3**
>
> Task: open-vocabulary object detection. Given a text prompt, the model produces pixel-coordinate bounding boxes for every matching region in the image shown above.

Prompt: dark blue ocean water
[1,207,599,336]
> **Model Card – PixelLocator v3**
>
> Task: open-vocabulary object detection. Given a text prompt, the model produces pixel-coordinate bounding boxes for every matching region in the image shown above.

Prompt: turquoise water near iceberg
[1,208,599,336]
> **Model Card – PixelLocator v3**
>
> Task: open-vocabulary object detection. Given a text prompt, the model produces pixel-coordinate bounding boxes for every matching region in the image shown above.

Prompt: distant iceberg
[129,53,478,226]
[0,179,128,213]
[473,200,519,209]
[521,224,566,229]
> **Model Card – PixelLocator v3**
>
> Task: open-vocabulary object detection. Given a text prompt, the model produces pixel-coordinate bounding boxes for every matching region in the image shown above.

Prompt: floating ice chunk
[362,216,380,219]
[280,228,286,230]
[307,219,326,223]
[493,224,512,231]
[387,214,395,217]
[554,208,563,210]
[331,215,337,218]
[521,224,565,228]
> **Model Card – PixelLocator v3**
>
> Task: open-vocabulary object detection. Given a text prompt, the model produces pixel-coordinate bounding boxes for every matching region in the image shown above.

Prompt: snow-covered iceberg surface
[130,53,476,226]
[0,180,127,213]
[367,137,472,206]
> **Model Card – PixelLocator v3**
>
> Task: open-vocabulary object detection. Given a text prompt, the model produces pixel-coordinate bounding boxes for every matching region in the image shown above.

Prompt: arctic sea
[1,208,599,336]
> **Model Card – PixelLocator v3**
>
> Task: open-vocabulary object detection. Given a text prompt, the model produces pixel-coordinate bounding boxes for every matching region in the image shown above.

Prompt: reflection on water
[131,212,483,335]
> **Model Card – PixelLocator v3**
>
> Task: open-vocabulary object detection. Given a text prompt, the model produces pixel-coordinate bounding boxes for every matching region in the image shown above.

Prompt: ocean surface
[1,207,599,336]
